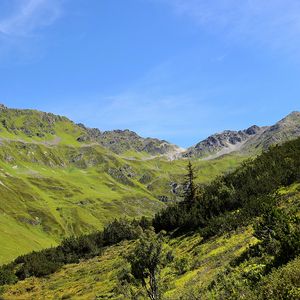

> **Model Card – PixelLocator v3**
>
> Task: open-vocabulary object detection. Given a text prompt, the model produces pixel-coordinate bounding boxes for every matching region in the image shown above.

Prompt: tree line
[0,217,152,286]
[153,138,300,237]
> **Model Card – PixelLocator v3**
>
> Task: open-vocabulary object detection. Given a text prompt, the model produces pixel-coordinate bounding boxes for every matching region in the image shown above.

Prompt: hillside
[1,227,257,299]
[0,105,300,265]
[242,111,300,153]
[1,136,300,299]
[183,125,264,158]
[0,104,181,156]
[0,105,245,264]
[0,138,243,264]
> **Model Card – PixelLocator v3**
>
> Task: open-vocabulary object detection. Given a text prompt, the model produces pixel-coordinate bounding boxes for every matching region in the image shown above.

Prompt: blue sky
[0,0,300,147]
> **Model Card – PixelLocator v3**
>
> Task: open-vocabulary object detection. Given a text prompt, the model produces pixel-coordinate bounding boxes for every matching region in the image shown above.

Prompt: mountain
[0,104,181,157]
[242,111,300,152]
[2,136,300,299]
[183,111,300,159]
[77,125,182,157]
[1,103,299,160]
[0,104,300,264]
[1,104,300,299]
[0,104,242,264]
[182,125,264,158]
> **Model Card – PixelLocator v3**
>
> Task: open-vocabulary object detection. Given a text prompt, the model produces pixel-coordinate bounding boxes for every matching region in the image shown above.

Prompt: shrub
[174,257,189,275]
[0,217,147,286]
[0,266,17,285]
[255,256,300,300]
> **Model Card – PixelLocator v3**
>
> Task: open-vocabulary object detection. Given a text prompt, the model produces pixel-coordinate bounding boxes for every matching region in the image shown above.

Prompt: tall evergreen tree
[183,161,196,204]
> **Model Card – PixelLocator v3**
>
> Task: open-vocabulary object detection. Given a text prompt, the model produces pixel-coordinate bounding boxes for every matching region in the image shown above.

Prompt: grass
[2,182,298,299]
[1,106,300,299]
[1,227,257,299]
[163,227,257,299]
[5,179,298,299]
[0,214,56,264]
[0,107,248,264]
[0,133,246,265]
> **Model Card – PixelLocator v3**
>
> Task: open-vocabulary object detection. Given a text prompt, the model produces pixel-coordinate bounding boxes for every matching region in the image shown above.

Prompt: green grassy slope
[2,136,300,299]
[0,107,85,146]
[0,133,245,264]
[2,183,299,300]
[1,227,256,300]
[0,140,160,264]
[0,105,256,265]
[0,105,182,155]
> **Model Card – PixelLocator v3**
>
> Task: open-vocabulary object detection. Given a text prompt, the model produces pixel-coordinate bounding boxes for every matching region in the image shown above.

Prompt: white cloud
[0,0,62,37]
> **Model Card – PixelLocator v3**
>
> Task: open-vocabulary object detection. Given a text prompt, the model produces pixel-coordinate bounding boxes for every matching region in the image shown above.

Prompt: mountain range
[184,111,300,158]
[1,125,300,300]
[0,104,300,264]
[1,104,299,159]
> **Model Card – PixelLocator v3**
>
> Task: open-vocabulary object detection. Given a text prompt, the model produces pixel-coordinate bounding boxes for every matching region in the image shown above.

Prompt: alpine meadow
[1,1,300,299]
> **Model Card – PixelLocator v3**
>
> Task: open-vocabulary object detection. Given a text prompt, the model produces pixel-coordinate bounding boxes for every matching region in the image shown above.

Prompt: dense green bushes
[235,207,300,270]
[151,138,300,299]
[255,256,300,300]
[153,138,300,235]
[208,254,300,300]
[0,266,17,286]
[0,217,151,286]
[254,208,300,267]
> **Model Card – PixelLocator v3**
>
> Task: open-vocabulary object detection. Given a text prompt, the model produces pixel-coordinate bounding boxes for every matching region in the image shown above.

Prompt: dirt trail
[0,136,62,146]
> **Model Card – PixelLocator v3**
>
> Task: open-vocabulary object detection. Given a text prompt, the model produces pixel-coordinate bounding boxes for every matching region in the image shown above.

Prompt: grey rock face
[183,126,262,158]
[183,111,300,159]
[76,126,181,156]
[244,125,260,135]
[0,104,7,110]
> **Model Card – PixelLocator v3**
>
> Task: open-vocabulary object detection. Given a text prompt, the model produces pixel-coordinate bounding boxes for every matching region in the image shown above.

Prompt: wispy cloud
[47,61,246,147]
[0,0,62,37]
[157,0,300,55]
[53,92,208,143]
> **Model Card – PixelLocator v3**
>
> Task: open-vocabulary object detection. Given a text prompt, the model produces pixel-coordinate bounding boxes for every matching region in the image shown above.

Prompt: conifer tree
[183,161,196,204]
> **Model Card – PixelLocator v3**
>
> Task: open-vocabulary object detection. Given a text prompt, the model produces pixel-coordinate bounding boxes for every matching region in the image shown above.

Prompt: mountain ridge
[0,104,181,157]
[0,103,299,264]
[1,104,300,160]
[182,111,300,159]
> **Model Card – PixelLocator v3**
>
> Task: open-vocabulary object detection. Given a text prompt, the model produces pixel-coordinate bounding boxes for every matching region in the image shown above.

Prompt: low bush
[0,217,151,285]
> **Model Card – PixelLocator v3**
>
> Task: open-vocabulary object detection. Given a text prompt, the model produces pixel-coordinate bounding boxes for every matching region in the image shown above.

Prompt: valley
[0,105,248,263]
[0,105,300,299]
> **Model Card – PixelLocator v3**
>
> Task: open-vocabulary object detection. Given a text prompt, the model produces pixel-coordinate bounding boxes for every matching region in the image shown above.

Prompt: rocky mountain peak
[183,111,300,159]
[286,111,300,117]
[1,104,300,160]
[244,125,260,135]
[277,111,300,125]
[183,125,263,158]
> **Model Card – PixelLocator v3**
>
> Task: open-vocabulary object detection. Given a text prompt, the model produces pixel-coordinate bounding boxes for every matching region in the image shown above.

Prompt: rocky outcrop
[0,104,7,111]
[241,111,300,152]
[76,126,182,157]
[182,125,264,158]
[183,111,300,159]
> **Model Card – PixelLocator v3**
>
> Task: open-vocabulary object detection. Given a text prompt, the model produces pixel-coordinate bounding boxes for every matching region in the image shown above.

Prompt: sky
[0,0,300,147]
